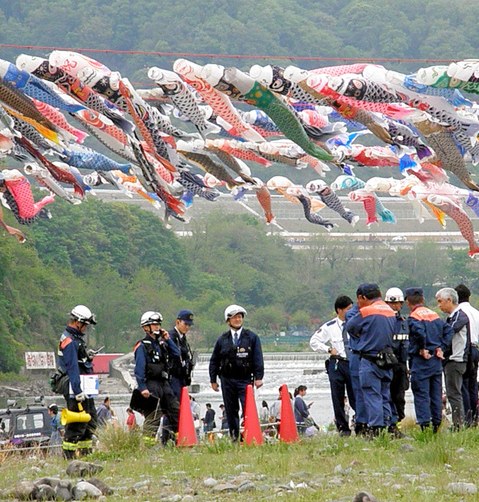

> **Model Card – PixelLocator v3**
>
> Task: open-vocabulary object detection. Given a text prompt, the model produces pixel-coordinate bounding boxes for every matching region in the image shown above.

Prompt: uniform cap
[405,287,424,298]
[177,309,194,325]
[224,304,247,321]
[357,283,380,297]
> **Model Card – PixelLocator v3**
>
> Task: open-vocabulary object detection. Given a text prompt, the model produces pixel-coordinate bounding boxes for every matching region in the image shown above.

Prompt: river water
[2,352,416,429]
[112,352,416,428]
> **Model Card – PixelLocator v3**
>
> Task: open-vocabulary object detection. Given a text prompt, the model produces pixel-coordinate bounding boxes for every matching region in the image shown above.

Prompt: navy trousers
[326,357,356,433]
[359,358,392,428]
[220,377,249,440]
[349,353,368,425]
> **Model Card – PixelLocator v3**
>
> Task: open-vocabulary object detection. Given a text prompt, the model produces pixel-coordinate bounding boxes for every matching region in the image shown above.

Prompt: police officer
[169,309,195,399]
[346,283,397,436]
[406,287,452,432]
[209,304,264,441]
[345,301,369,436]
[134,311,181,445]
[57,305,98,458]
[384,287,409,434]
[310,295,356,436]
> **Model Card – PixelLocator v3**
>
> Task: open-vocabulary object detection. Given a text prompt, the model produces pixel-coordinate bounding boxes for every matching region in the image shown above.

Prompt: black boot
[355,422,368,437]
[388,424,405,438]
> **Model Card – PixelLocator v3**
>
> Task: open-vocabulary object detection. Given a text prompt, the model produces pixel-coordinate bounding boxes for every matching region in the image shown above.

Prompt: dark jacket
[392,312,409,363]
[346,299,396,355]
[58,326,93,396]
[134,335,180,391]
[168,327,194,380]
[407,304,453,373]
[209,328,264,382]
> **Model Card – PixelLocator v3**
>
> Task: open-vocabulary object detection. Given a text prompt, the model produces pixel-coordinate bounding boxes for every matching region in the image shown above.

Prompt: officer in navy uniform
[57,305,98,459]
[310,295,356,436]
[169,309,195,399]
[134,311,180,445]
[384,287,410,434]
[346,302,369,436]
[209,304,264,441]
[346,283,397,436]
[406,287,453,432]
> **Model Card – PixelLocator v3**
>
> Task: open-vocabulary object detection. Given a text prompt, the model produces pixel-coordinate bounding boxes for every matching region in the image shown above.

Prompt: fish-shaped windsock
[9,114,58,152]
[348,145,400,167]
[427,194,479,256]
[205,138,271,167]
[286,187,334,230]
[415,125,479,192]
[148,67,220,138]
[1,169,55,224]
[16,136,88,198]
[177,169,220,202]
[48,50,127,111]
[348,190,378,226]
[62,147,131,174]
[417,61,479,95]
[0,59,85,115]
[251,64,324,106]
[75,109,136,163]
[16,54,133,134]
[266,176,302,205]
[251,179,275,224]
[216,67,334,162]
[23,162,81,205]
[331,175,365,191]
[0,79,59,134]
[329,74,400,104]
[179,150,240,188]
[173,59,264,143]
[403,73,472,104]
[386,120,432,160]
[32,99,87,144]
[306,179,358,225]
[117,79,177,174]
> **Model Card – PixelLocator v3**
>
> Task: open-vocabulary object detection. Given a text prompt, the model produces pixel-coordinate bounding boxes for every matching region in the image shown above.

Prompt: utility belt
[359,352,379,363]
[330,354,348,362]
[359,348,398,369]
[393,334,409,341]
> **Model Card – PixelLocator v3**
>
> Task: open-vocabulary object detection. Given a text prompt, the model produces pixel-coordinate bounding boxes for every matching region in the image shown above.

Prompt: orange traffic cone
[176,386,198,447]
[278,384,299,443]
[243,384,263,445]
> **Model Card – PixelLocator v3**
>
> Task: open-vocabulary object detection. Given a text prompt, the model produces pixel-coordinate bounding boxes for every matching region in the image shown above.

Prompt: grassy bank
[1,424,479,501]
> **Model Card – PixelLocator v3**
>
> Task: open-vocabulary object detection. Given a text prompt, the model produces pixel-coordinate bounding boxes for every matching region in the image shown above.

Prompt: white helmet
[70,305,97,325]
[140,311,163,327]
[385,287,404,302]
[224,304,247,322]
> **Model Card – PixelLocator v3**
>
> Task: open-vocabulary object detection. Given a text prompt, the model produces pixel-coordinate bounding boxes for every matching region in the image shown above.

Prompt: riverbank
[1,426,479,501]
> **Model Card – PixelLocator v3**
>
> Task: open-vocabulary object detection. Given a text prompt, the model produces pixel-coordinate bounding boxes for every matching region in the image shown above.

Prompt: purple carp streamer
[0,51,476,253]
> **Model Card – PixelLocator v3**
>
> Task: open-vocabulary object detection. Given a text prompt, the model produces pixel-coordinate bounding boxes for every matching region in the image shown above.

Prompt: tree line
[1,196,478,373]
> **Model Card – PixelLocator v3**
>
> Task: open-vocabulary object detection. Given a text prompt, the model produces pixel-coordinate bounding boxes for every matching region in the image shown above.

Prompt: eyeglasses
[387,297,403,302]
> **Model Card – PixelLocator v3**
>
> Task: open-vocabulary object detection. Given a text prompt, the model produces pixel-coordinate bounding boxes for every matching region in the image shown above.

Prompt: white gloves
[75,392,86,402]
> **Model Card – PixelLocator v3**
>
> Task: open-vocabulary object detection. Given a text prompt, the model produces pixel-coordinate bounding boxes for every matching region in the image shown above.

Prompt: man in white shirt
[310,295,355,436]
[455,284,479,427]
